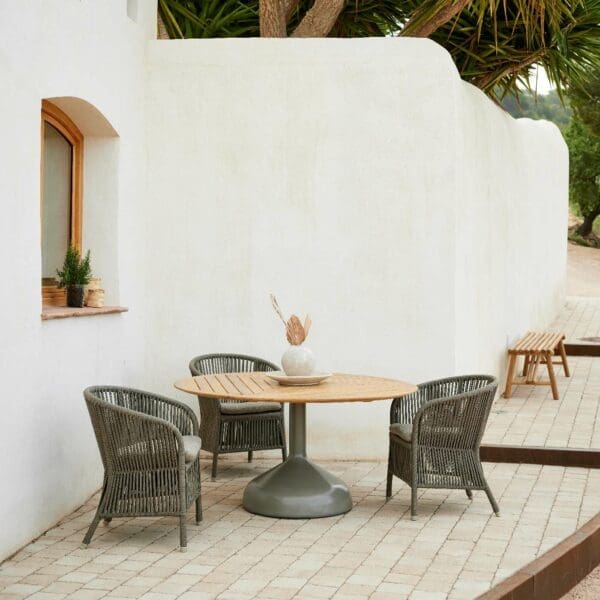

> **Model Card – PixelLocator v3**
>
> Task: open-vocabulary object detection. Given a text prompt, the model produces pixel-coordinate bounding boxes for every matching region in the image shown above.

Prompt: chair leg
[484,485,500,517]
[195,496,203,525]
[410,484,418,520]
[82,510,102,547]
[386,445,393,500]
[179,514,187,552]
[82,479,108,547]
[248,450,253,463]
[211,452,219,480]
[465,489,473,500]
[281,447,287,462]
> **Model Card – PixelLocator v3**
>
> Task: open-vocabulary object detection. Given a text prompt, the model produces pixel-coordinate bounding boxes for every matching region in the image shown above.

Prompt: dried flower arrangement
[270,294,312,346]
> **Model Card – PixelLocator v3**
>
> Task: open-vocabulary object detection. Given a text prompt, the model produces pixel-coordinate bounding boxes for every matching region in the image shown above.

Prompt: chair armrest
[391,378,448,424]
[411,379,497,449]
[391,376,490,425]
[131,391,199,436]
[95,404,188,471]
[390,387,426,424]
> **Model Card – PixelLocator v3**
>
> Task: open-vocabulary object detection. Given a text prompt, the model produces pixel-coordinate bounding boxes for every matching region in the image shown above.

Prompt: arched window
[41,100,83,305]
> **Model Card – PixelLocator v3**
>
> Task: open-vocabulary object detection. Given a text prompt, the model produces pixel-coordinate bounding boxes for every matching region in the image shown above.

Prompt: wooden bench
[504,332,570,400]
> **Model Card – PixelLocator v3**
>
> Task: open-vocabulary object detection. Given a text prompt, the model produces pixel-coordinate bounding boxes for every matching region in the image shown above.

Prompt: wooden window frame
[41,99,83,251]
[41,100,84,304]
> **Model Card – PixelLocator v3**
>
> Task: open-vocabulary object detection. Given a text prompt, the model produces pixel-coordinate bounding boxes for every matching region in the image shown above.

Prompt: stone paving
[2,296,599,600]
[0,457,598,600]
[553,297,600,344]
[485,354,600,448]
[484,296,600,449]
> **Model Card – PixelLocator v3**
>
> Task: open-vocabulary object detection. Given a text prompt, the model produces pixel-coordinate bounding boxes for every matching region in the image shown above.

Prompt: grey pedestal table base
[242,403,353,518]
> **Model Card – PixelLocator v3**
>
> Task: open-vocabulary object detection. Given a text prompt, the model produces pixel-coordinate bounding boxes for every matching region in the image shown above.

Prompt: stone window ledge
[41,306,128,321]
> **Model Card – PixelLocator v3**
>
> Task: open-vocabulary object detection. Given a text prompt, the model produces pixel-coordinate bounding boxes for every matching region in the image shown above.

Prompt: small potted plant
[56,245,92,307]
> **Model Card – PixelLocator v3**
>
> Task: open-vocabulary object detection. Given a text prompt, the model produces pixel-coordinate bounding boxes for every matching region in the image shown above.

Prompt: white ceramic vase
[281,344,316,376]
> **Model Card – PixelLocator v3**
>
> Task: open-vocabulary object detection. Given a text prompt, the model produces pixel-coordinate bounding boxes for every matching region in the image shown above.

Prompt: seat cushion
[182,435,202,463]
[390,423,412,443]
[220,401,282,415]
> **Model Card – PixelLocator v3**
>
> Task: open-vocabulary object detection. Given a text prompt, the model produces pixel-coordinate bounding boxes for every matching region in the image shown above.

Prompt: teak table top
[174,372,417,404]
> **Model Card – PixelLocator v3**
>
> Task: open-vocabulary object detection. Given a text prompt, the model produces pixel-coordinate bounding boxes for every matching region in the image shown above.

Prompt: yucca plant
[158,0,407,38]
[426,0,600,101]
[158,0,600,101]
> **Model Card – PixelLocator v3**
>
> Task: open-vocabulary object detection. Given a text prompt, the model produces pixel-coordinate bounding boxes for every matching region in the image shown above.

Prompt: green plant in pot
[56,245,92,308]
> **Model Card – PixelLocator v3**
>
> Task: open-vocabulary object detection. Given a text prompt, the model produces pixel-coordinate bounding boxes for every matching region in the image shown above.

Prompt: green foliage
[501,90,572,130]
[158,0,405,39]
[564,113,600,230]
[568,231,595,246]
[56,246,92,288]
[423,0,600,101]
[570,70,600,135]
[158,0,600,101]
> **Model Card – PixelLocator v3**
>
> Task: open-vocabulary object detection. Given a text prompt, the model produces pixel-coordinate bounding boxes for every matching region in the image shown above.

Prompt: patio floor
[1,296,599,600]
[484,296,600,449]
[0,458,598,600]
[553,297,600,344]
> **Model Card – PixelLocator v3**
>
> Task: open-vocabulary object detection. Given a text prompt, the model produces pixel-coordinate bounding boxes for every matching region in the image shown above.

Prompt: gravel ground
[567,242,600,296]
[563,565,600,599]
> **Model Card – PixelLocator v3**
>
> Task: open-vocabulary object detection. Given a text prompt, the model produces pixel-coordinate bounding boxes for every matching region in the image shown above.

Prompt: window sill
[41,305,128,321]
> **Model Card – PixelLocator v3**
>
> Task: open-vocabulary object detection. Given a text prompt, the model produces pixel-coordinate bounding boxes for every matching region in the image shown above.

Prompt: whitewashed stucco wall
[454,85,568,375]
[143,39,567,460]
[0,9,567,562]
[0,0,155,560]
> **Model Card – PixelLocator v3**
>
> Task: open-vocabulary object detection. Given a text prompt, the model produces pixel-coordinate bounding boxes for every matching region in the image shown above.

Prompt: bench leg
[530,353,542,383]
[522,355,529,377]
[504,354,517,399]
[558,340,570,377]
[545,351,560,400]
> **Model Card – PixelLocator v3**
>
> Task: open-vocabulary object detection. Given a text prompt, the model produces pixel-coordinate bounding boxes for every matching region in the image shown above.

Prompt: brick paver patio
[553,297,600,344]
[2,297,599,600]
[0,457,598,600]
[485,296,600,449]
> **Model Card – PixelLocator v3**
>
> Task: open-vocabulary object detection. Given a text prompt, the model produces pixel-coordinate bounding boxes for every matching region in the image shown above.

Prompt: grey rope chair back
[189,353,278,374]
[84,386,193,476]
[412,375,497,451]
[187,354,286,479]
[82,386,202,551]
[387,374,500,518]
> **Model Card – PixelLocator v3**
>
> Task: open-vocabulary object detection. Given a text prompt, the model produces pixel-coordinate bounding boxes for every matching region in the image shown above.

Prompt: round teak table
[174,372,417,519]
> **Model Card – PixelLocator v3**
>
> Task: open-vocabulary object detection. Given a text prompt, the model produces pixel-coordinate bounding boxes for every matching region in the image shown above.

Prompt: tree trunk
[401,0,470,38]
[291,0,345,38]
[577,211,600,237]
[260,0,287,37]
[157,12,170,39]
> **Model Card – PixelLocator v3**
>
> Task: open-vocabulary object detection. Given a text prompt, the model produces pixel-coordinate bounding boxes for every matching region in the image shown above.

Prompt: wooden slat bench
[504,332,570,400]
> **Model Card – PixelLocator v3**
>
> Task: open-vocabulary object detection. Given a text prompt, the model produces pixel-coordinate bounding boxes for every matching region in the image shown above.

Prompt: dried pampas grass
[270,294,311,346]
